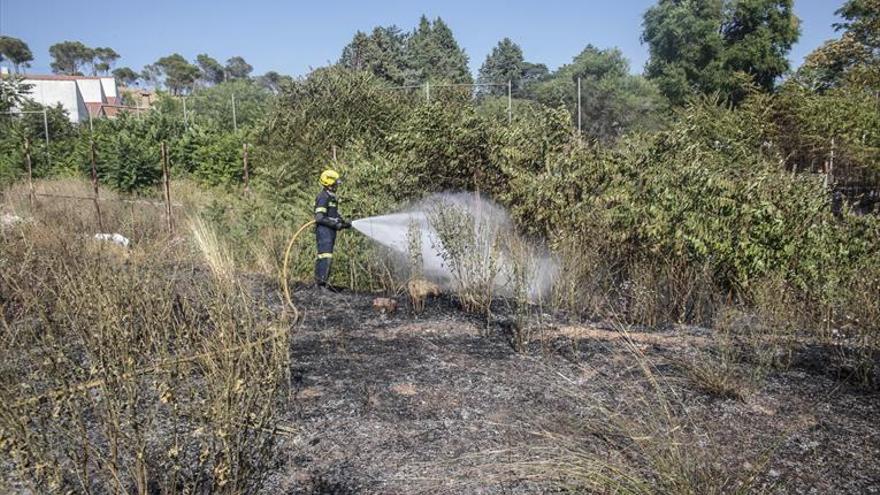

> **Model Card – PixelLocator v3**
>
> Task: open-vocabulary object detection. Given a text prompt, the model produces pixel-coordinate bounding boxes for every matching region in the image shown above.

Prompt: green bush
[191,129,246,187]
[89,112,178,193]
[390,101,501,196]
[265,67,410,166]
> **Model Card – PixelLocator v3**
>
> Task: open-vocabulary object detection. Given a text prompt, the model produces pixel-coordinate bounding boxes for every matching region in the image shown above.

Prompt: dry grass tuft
[189,214,236,284]
[0,181,291,493]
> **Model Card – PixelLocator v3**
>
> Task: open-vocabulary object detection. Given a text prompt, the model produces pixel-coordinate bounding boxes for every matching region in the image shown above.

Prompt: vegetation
[642,0,800,104]
[0,36,33,74]
[477,38,548,98]
[339,15,472,85]
[48,41,118,76]
[0,185,290,493]
[1,2,879,490]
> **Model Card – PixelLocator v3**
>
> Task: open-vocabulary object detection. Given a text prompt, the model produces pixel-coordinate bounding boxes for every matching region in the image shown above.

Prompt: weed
[427,198,502,320]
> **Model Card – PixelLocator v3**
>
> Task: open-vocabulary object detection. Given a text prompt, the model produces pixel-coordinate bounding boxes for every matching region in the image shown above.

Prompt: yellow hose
[281,220,316,321]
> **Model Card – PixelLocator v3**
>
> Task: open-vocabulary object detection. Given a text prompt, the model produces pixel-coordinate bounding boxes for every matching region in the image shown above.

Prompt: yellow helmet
[319,169,340,187]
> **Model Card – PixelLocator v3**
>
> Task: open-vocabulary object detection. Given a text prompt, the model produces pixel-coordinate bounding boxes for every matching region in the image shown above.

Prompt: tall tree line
[339,15,472,85]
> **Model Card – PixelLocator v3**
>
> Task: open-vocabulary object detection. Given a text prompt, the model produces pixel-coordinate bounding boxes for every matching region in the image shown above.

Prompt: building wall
[99,77,118,102]
[75,78,106,104]
[24,79,89,123]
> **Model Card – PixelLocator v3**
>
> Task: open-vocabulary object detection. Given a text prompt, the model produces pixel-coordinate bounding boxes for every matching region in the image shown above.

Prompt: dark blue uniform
[314,188,346,285]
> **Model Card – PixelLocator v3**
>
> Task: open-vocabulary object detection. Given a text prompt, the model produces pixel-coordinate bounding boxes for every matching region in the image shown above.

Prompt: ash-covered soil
[266,285,880,494]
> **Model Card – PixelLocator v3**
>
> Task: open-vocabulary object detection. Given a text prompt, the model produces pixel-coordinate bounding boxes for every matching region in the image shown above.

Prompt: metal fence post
[825,137,835,190]
[89,139,104,231]
[42,108,51,168]
[242,143,250,193]
[507,80,512,124]
[24,137,35,208]
[577,77,582,134]
[161,142,174,233]
[231,93,238,131]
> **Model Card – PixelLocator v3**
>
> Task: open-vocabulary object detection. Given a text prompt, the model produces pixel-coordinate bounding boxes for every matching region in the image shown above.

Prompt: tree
[642,0,800,104]
[196,54,225,85]
[642,0,727,105]
[112,67,140,86]
[141,64,161,88]
[405,16,472,84]
[153,54,200,94]
[521,62,550,87]
[0,75,33,112]
[340,31,371,71]
[721,0,799,93]
[478,38,548,97]
[224,56,253,80]
[187,79,272,130]
[532,45,667,143]
[93,47,120,75]
[801,0,879,89]
[49,40,94,75]
[339,26,408,85]
[836,0,880,47]
[0,36,33,73]
[255,71,293,94]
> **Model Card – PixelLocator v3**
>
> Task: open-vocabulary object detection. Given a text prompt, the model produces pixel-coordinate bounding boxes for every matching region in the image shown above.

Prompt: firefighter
[314,169,351,288]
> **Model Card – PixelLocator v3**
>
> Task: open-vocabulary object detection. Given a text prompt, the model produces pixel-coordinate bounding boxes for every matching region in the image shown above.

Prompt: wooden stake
[161,142,174,233]
[24,137,35,208]
[242,143,250,193]
[89,139,104,231]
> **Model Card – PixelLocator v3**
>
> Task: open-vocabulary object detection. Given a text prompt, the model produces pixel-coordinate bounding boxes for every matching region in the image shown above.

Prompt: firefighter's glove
[339,219,352,230]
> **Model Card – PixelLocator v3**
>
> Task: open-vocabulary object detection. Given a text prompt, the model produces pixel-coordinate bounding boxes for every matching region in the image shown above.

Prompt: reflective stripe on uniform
[328,202,337,207]
[315,207,327,213]
[317,252,334,259]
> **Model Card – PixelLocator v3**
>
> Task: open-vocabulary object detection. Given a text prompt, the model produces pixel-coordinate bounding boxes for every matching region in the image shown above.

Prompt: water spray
[352,193,557,300]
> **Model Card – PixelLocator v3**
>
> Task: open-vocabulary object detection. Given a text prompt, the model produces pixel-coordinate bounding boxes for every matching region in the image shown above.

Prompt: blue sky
[1,0,847,77]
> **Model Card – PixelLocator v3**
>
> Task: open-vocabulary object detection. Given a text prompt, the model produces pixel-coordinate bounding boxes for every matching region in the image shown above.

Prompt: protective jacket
[314,188,346,285]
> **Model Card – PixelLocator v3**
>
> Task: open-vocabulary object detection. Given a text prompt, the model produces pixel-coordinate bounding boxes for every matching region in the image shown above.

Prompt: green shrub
[390,101,501,196]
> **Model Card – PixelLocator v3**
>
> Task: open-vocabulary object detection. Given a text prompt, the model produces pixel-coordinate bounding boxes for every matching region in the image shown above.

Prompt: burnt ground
[264,285,880,494]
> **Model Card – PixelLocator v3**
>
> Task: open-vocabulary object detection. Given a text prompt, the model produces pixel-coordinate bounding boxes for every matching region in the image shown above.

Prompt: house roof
[23,74,107,81]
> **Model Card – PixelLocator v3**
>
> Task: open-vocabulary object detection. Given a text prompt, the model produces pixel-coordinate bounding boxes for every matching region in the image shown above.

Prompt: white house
[21,77,90,123]
[18,75,121,123]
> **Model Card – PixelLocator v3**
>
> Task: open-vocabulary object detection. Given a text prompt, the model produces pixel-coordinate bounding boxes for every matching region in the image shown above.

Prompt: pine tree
[0,36,33,74]
[339,26,408,85]
[404,16,472,84]
[478,38,525,96]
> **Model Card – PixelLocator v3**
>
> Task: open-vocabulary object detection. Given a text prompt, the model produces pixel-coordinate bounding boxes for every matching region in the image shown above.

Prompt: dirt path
[269,287,880,494]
